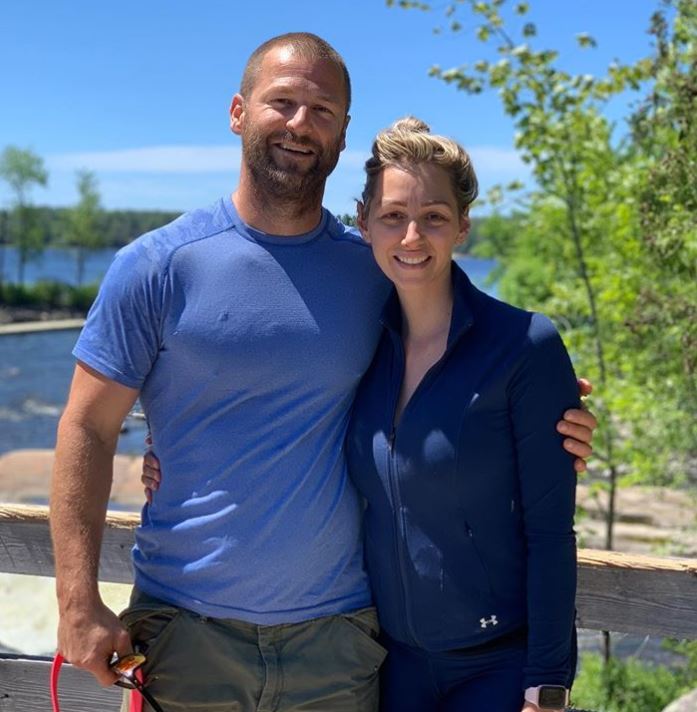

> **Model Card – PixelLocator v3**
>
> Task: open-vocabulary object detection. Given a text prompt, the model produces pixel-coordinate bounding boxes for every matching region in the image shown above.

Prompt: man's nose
[286,105,311,134]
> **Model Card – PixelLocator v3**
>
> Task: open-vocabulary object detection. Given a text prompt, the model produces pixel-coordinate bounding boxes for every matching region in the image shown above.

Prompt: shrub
[572,652,692,712]
[68,282,99,311]
[0,280,98,312]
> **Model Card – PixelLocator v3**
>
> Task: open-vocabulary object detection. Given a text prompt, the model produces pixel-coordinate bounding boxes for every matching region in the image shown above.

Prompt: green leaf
[576,32,598,48]
[522,22,537,37]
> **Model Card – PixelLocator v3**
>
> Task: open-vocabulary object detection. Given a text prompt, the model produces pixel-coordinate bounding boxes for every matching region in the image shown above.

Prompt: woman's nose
[401,221,422,245]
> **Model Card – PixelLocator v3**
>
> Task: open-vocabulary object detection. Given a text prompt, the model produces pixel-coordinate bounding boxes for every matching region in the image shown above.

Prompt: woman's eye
[381,212,404,222]
[427,213,448,223]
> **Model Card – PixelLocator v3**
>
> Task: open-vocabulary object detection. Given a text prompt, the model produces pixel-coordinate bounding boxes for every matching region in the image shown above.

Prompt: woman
[346,117,579,712]
[141,117,591,711]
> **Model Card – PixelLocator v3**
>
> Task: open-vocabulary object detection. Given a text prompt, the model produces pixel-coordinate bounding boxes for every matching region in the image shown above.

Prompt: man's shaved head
[240,32,351,113]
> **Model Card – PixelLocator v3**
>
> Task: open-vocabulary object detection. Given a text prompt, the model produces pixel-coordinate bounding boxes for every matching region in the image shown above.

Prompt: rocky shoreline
[0,305,87,325]
[0,449,145,508]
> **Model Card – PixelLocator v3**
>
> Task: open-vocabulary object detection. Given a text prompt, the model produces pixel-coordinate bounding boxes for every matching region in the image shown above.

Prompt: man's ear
[456,212,471,246]
[356,201,370,242]
[230,94,245,135]
[340,114,351,152]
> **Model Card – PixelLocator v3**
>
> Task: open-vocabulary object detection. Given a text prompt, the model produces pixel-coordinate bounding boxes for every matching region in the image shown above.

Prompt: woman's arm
[509,314,579,693]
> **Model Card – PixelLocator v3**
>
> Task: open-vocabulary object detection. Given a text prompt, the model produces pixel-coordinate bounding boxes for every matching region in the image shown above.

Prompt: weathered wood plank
[0,656,121,711]
[0,504,136,583]
[2,504,696,638]
[576,549,697,638]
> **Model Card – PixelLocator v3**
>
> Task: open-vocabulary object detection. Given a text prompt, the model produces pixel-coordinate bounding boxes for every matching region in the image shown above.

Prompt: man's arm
[50,361,140,686]
[138,378,600,499]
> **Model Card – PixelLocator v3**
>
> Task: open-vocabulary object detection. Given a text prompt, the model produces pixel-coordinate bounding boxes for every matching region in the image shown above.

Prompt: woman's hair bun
[391,116,431,135]
[361,115,478,215]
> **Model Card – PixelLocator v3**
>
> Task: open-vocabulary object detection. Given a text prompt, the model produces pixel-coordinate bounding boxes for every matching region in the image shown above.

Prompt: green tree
[337,213,357,227]
[0,146,48,285]
[625,0,697,484]
[64,169,104,285]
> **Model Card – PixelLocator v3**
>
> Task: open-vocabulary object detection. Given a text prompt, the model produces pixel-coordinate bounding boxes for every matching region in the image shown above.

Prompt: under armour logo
[480,615,498,629]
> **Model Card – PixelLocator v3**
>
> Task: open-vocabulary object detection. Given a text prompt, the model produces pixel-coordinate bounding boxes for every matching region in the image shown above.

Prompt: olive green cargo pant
[119,588,386,712]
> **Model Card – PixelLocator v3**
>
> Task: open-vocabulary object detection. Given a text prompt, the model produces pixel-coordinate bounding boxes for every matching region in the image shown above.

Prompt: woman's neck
[397,275,454,346]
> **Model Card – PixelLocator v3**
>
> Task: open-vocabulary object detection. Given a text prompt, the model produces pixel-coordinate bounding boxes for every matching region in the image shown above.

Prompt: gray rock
[662,688,697,712]
[0,639,22,654]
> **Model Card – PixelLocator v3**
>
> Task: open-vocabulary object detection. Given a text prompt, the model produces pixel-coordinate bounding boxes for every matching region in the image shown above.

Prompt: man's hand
[142,445,162,503]
[558,378,597,473]
[57,598,132,686]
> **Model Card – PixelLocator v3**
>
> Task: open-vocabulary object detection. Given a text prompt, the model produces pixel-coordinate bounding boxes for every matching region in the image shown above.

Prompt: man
[50,33,595,711]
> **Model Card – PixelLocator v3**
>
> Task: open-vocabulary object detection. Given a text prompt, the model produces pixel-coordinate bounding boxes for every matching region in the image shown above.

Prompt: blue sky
[1,0,663,216]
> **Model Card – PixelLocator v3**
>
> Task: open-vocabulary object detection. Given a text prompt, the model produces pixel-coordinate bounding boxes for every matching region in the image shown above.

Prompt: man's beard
[242,128,342,212]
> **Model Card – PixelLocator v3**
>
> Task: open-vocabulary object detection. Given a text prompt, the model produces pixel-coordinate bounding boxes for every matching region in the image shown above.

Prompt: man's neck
[232,173,325,236]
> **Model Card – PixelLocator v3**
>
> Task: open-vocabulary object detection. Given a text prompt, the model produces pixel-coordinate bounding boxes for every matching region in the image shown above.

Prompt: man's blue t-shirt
[74,197,390,623]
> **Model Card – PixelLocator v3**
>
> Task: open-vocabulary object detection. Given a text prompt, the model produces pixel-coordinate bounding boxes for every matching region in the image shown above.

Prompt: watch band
[524,684,570,709]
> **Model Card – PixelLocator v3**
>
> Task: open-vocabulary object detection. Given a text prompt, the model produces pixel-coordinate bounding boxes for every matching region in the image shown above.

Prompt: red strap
[131,668,144,712]
[50,653,144,712]
[50,653,64,712]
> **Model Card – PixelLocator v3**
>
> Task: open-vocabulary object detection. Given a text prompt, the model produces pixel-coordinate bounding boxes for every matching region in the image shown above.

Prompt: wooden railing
[1,503,696,711]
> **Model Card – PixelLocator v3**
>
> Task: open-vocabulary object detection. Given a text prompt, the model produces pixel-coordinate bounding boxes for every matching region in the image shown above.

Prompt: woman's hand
[142,436,161,503]
[558,378,597,473]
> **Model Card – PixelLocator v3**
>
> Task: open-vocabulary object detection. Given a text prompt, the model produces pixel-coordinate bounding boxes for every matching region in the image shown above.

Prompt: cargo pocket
[119,602,181,661]
[119,605,242,711]
[339,607,388,672]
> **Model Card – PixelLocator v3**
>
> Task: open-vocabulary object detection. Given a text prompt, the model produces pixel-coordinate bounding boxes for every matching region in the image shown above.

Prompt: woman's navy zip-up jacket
[346,264,579,688]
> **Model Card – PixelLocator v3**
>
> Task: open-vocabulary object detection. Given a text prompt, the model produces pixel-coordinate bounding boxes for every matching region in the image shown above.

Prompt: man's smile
[273,141,315,156]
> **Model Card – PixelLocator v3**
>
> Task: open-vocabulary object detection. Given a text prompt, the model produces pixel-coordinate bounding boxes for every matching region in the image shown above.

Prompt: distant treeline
[0,207,182,249]
[1,208,491,253]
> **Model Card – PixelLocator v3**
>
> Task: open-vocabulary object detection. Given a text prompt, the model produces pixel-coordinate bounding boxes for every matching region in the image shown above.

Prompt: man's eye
[314,105,333,115]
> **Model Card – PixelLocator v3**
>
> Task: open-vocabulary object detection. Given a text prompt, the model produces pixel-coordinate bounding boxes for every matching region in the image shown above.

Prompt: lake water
[0,329,149,455]
[0,249,496,456]
[0,245,119,286]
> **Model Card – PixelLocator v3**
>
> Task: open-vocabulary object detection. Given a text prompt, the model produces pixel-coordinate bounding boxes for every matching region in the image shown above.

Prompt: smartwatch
[524,685,570,709]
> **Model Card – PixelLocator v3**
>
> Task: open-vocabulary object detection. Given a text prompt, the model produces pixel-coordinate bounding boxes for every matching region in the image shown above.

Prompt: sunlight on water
[0,573,132,655]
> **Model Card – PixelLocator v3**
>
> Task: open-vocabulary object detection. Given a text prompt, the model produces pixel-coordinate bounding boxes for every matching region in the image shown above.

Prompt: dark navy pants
[379,629,528,712]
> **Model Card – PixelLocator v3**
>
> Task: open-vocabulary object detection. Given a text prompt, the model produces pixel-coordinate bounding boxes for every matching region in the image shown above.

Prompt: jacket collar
[380,262,476,347]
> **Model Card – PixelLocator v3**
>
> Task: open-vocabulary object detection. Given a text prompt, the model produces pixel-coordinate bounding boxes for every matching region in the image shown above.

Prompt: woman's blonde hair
[360,116,478,216]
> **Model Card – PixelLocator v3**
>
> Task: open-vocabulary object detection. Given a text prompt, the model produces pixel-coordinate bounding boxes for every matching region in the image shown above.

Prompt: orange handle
[50,653,145,712]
